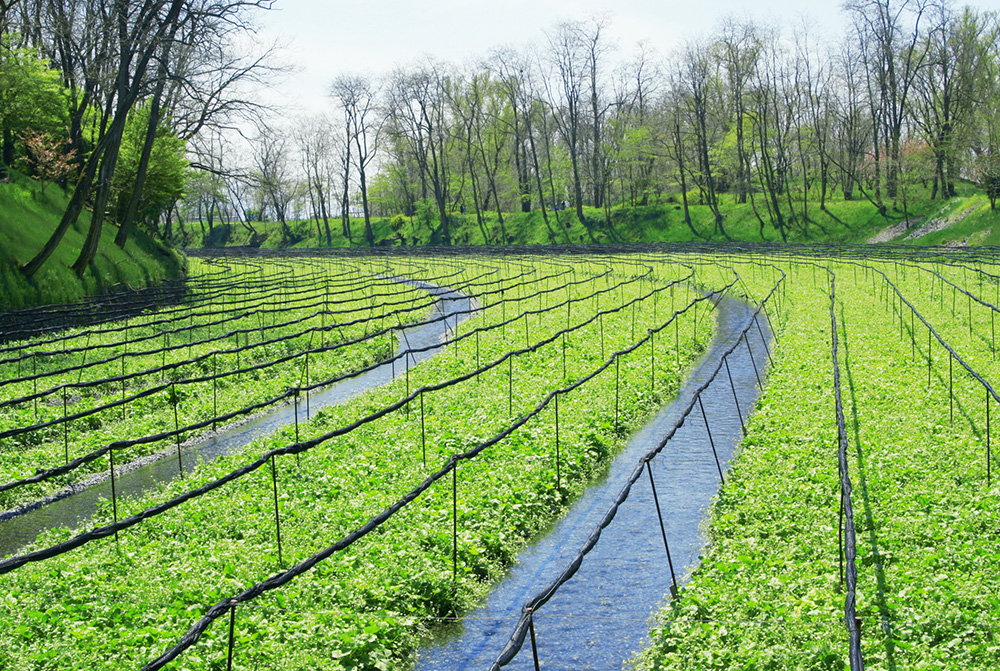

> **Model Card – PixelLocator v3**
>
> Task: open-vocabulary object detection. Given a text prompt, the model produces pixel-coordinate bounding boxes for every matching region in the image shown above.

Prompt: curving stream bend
[0,282,475,558]
[415,293,772,670]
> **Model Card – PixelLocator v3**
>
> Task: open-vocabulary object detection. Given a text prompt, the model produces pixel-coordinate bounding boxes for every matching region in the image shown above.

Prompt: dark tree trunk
[114,96,161,248]
[115,28,174,248]
[163,202,174,240]
[359,163,374,247]
[72,135,123,277]
[571,146,585,226]
[21,136,105,277]
[2,124,14,168]
[673,115,696,237]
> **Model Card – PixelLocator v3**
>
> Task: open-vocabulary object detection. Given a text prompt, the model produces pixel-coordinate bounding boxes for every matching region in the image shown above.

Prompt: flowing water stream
[0,275,772,671]
[414,294,772,670]
[0,282,474,558]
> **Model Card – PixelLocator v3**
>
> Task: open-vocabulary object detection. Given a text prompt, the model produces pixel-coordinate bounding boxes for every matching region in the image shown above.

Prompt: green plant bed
[638,257,1000,671]
[0,255,719,670]
[0,260,432,510]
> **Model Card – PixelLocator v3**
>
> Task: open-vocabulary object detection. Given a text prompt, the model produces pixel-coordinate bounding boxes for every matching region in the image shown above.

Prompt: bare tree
[611,42,660,207]
[296,116,336,246]
[795,22,834,211]
[715,17,762,204]
[914,4,993,199]
[748,31,799,240]
[468,72,512,241]
[332,74,382,247]
[386,62,454,245]
[582,16,614,210]
[545,21,589,226]
[447,67,493,242]
[493,47,554,232]
[830,40,871,202]
[679,40,726,236]
[847,0,930,202]
[660,73,702,238]
[252,126,295,244]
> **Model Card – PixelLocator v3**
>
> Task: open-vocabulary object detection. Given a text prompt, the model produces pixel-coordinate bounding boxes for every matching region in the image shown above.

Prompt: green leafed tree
[0,34,69,175]
[108,103,187,233]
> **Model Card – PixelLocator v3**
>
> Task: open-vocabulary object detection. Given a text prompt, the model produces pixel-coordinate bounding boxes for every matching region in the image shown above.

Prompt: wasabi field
[0,248,997,670]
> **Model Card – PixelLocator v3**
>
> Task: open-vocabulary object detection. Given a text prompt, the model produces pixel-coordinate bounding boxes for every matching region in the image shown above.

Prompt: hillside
[0,171,186,311]
[176,185,1000,251]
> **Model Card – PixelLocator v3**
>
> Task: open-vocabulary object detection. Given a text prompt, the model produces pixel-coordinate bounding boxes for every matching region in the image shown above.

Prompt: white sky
[253,0,850,120]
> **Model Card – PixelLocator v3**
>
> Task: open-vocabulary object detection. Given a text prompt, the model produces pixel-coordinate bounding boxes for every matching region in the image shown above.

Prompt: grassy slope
[0,171,185,311]
[905,193,1000,246]
[178,185,1000,250]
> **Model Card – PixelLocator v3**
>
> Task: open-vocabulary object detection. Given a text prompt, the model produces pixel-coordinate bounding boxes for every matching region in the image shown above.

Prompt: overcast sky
[252,0,850,119]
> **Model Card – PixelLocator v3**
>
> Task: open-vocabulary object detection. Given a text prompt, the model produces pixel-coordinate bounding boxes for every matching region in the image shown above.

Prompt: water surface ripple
[415,294,771,670]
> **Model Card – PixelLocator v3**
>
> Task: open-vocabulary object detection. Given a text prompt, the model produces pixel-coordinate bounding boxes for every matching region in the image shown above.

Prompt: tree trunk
[341,117,353,244]
[468,150,490,244]
[72,135,123,277]
[2,124,14,169]
[115,28,174,248]
[20,137,105,278]
[526,122,552,233]
[491,179,507,244]
[514,140,531,213]
[571,147,585,226]
[359,164,374,247]
[177,207,188,245]
[673,116,695,235]
[819,160,828,211]
[316,183,332,247]
[163,202,174,241]
[115,100,161,248]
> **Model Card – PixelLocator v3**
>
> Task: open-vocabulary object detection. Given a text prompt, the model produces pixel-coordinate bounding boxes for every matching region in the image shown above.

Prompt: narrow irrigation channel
[0,282,474,558]
[415,293,772,670]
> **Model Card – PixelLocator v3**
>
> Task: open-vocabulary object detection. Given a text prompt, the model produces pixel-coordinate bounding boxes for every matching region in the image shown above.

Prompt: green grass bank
[0,171,185,311]
[178,185,1000,251]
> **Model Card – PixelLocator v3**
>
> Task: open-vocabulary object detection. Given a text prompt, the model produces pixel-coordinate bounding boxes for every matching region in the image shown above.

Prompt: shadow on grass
[839,307,898,671]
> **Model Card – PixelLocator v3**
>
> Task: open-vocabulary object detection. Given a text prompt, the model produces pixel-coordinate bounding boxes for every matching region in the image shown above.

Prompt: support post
[271,454,283,567]
[698,395,724,482]
[615,357,620,432]
[744,333,762,389]
[109,448,120,549]
[555,393,561,491]
[452,458,458,585]
[172,383,183,475]
[63,387,69,464]
[646,459,678,596]
[420,392,427,467]
[226,600,238,671]
[724,355,745,434]
[528,608,542,671]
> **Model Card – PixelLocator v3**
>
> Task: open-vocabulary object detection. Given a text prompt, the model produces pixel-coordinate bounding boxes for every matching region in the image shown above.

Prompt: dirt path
[868,201,982,244]
[903,203,981,240]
